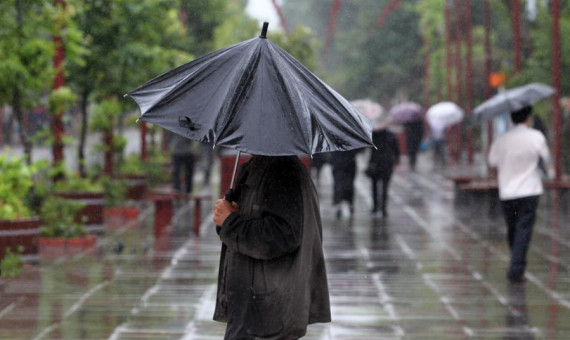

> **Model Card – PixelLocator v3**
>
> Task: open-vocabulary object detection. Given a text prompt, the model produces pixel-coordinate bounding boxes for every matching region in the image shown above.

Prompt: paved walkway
[1,152,569,339]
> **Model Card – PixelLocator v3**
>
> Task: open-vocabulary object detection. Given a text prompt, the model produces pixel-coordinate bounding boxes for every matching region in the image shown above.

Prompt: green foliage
[0,153,45,220]
[48,86,78,114]
[40,198,86,238]
[0,247,24,278]
[101,177,127,207]
[90,97,123,132]
[51,175,103,193]
[118,154,144,176]
[47,164,103,193]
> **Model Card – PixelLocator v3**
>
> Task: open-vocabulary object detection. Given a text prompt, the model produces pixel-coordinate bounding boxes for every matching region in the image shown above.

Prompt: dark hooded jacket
[214,156,331,339]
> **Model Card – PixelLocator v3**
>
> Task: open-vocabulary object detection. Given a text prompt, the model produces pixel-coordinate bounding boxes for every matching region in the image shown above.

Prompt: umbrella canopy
[472,83,555,123]
[127,23,373,156]
[350,99,386,130]
[426,102,464,130]
[388,101,424,124]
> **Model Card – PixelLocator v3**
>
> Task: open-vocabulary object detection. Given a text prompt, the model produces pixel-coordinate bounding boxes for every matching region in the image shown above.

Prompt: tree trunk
[78,90,89,177]
[12,88,33,165]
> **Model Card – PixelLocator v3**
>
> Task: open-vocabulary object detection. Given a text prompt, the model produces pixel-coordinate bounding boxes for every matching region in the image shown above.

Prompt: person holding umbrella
[128,23,374,339]
[213,155,331,338]
[488,106,551,283]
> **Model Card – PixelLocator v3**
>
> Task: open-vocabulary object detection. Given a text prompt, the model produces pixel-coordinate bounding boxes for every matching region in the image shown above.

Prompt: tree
[0,1,57,163]
[68,0,191,176]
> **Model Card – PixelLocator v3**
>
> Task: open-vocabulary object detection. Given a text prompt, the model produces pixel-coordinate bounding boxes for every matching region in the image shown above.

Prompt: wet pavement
[1,152,569,339]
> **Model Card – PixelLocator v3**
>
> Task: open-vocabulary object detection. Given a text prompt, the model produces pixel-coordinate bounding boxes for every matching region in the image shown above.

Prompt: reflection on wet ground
[1,157,569,339]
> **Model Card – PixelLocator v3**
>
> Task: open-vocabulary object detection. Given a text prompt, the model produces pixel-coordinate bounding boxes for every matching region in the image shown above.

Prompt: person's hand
[213,199,239,226]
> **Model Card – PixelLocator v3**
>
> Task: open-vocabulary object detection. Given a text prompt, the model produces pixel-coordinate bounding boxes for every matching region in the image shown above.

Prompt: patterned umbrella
[388,101,424,124]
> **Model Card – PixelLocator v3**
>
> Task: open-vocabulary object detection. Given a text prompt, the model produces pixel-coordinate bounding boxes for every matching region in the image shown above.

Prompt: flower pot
[51,191,105,225]
[117,174,148,200]
[0,217,41,258]
[104,206,140,229]
[39,234,98,258]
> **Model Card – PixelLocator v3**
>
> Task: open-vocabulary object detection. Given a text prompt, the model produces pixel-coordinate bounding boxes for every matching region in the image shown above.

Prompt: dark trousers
[371,175,391,215]
[172,154,195,193]
[501,195,540,280]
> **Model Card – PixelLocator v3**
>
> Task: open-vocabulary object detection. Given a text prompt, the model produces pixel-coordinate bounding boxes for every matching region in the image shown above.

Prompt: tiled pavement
[1,154,569,339]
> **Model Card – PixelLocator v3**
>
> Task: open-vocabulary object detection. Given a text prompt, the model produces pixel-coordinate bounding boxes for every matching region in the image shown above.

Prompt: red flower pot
[0,217,41,258]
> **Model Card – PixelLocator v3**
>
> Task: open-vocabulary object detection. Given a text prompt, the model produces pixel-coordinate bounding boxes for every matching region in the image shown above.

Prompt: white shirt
[488,123,550,200]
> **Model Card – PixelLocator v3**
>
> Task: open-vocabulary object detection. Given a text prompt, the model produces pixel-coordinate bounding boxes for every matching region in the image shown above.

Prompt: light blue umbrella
[472,83,554,123]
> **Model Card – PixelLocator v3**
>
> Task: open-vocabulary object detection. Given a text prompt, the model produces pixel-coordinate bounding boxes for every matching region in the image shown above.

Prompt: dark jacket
[329,149,359,204]
[367,129,400,179]
[214,156,331,339]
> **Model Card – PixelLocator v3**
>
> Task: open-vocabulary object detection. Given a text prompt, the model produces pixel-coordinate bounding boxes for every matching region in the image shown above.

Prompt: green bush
[0,247,24,278]
[0,153,46,220]
[40,198,86,238]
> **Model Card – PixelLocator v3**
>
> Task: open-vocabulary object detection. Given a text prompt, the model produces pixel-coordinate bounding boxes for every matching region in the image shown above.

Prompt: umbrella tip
[260,22,269,39]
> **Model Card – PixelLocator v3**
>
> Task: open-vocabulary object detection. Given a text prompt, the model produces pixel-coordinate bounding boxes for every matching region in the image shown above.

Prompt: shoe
[507,274,526,283]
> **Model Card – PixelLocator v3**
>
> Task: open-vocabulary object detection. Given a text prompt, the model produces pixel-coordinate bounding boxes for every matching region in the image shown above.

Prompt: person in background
[366,126,400,217]
[488,106,551,283]
[431,124,446,169]
[212,155,331,339]
[403,120,423,171]
[170,133,195,194]
[329,149,359,219]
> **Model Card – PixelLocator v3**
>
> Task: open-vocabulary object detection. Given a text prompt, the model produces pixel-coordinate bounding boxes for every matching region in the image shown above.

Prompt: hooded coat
[214,156,331,339]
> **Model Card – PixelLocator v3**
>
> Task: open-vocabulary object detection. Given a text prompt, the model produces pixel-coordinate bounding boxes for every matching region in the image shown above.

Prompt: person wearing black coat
[329,149,359,218]
[403,120,424,171]
[213,156,331,339]
[366,128,400,217]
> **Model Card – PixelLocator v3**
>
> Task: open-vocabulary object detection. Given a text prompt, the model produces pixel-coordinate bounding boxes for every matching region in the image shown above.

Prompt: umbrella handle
[224,150,241,202]
[260,22,269,38]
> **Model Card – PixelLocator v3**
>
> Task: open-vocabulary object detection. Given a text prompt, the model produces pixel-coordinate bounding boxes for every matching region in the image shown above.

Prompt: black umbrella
[127,22,372,156]
[126,23,373,197]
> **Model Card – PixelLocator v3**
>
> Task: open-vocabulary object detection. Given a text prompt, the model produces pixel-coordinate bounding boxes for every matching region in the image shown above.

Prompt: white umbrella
[472,83,554,123]
[426,102,464,130]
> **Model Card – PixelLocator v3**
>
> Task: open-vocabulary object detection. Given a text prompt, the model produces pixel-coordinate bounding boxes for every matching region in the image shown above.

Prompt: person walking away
[311,152,329,186]
[329,149,359,219]
[170,133,195,194]
[431,124,446,169]
[199,142,214,186]
[403,120,423,171]
[488,106,551,283]
[366,128,400,217]
[212,155,331,339]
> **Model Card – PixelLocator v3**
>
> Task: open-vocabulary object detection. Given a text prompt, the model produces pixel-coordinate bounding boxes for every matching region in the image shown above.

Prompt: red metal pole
[445,2,454,163]
[464,0,474,165]
[484,0,493,174]
[324,0,341,52]
[445,3,453,102]
[454,0,463,164]
[423,34,430,108]
[552,0,562,181]
[511,0,521,73]
[52,0,65,171]
[270,0,289,35]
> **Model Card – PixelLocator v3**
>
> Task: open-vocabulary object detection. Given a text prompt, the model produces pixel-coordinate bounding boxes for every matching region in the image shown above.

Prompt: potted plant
[48,165,105,226]
[38,197,97,257]
[115,154,149,200]
[0,153,44,259]
[102,176,139,228]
